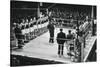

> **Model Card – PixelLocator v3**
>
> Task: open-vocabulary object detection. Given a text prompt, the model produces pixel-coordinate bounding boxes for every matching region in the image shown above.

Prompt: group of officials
[47,20,74,57]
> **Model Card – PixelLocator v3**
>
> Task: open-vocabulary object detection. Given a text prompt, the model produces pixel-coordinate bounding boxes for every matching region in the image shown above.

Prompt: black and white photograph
[10,0,97,66]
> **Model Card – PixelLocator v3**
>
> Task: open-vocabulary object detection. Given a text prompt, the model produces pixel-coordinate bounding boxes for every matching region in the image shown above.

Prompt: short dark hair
[68,30,71,33]
[60,28,63,31]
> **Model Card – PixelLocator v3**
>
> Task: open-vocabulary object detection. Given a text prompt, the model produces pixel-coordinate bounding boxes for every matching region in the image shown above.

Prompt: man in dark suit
[57,29,66,57]
[14,24,24,48]
[47,21,55,43]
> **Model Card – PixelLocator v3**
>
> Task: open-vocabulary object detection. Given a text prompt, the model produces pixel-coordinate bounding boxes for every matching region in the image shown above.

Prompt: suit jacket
[47,24,54,32]
[57,32,66,44]
[14,27,22,39]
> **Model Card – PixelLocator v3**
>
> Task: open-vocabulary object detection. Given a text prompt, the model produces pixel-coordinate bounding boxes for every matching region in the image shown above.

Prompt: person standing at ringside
[47,20,55,43]
[57,29,66,57]
[14,24,24,48]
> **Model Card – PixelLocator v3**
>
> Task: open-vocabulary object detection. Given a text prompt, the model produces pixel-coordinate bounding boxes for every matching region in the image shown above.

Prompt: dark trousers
[58,44,64,55]
[49,37,54,43]
[49,31,54,43]
[16,35,24,48]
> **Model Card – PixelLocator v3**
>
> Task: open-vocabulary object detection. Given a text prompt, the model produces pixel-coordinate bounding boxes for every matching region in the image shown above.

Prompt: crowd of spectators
[10,6,92,48]
[10,12,49,48]
[50,8,90,20]
[47,7,92,28]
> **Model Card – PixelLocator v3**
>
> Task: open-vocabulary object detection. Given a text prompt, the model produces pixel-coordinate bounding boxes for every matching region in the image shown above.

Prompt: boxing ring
[11,27,96,63]
[11,28,76,63]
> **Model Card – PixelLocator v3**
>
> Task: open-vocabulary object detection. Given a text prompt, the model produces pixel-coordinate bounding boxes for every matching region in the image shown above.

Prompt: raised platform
[11,28,75,64]
[11,28,96,64]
